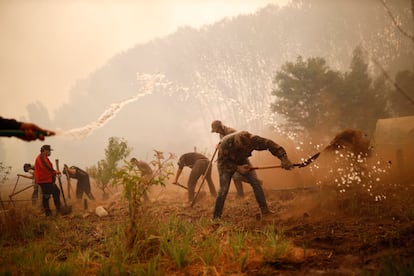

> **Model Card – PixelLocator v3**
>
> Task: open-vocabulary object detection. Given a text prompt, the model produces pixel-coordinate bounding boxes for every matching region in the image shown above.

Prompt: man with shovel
[34,145,62,216]
[213,131,295,219]
[172,152,217,203]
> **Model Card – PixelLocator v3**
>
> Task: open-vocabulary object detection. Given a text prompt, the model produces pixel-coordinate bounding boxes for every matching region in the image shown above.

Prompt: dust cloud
[237,128,409,221]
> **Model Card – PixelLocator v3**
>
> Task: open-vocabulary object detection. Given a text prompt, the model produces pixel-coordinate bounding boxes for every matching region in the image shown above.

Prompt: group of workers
[32,144,95,216]
[1,116,295,219]
[172,120,295,219]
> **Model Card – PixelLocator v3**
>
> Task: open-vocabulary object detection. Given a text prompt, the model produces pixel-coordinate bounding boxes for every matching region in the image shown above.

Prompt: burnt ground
[1,179,414,275]
[2,141,414,275]
[150,182,414,275]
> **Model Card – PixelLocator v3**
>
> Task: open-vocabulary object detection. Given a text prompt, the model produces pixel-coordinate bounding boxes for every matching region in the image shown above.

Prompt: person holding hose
[0,116,55,141]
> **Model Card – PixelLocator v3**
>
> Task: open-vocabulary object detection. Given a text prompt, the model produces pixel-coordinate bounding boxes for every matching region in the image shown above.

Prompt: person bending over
[173,152,217,202]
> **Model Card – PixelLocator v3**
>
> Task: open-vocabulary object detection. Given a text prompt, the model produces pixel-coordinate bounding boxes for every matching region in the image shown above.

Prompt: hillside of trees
[16,0,414,168]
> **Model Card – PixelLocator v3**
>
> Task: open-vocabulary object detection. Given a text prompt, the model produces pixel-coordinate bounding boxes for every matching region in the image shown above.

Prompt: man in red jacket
[34,144,61,216]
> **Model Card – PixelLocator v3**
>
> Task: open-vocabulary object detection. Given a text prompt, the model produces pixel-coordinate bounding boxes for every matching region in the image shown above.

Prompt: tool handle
[250,163,302,170]
[172,182,188,190]
[191,146,218,207]
[55,159,60,171]
[63,164,72,199]
[55,159,67,204]
[250,165,282,170]
[17,174,33,179]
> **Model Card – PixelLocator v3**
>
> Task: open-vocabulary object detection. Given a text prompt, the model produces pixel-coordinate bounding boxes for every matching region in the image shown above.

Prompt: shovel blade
[297,152,321,168]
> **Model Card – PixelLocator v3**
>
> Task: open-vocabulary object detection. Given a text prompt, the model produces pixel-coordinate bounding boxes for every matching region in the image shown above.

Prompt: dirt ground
[2,177,414,275]
[146,180,414,275]
[1,142,414,275]
[139,140,414,275]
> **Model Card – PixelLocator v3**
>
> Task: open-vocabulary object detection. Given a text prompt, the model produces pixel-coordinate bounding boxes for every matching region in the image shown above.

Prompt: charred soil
[1,178,414,275]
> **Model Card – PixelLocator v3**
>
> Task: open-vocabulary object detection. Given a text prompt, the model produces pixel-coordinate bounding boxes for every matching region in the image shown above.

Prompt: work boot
[261,209,274,215]
[260,209,275,220]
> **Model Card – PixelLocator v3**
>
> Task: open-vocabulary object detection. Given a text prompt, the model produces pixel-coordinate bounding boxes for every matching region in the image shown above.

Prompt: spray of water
[56,68,277,141]
[58,73,165,140]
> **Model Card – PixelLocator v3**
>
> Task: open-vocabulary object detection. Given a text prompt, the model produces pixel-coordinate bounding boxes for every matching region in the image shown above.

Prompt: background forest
[1,0,413,173]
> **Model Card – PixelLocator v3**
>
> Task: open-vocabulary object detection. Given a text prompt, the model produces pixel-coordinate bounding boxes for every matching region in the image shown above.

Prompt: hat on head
[23,163,33,172]
[40,144,53,152]
[211,120,222,132]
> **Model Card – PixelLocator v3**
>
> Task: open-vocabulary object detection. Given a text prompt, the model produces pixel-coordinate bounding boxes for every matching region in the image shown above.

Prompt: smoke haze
[1,0,412,188]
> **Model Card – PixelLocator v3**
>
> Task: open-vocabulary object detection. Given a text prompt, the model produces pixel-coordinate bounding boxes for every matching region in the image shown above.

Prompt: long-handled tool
[238,152,321,173]
[55,159,72,215]
[63,164,72,199]
[191,146,219,207]
[172,182,188,190]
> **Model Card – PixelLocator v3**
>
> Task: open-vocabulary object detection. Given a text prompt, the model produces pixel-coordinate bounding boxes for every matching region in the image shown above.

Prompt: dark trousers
[76,179,95,201]
[213,168,268,219]
[39,183,61,212]
[31,183,40,205]
[187,159,217,202]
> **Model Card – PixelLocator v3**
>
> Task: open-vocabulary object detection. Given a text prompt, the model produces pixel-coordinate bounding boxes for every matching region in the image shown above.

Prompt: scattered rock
[95,206,109,217]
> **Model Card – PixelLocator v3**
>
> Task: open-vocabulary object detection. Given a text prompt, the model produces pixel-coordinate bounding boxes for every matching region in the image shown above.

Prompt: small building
[374,115,414,145]
[374,115,414,182]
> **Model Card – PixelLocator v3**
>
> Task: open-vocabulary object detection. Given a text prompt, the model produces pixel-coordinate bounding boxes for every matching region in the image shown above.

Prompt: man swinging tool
[213,131,295,220]
[211,120,246,198]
